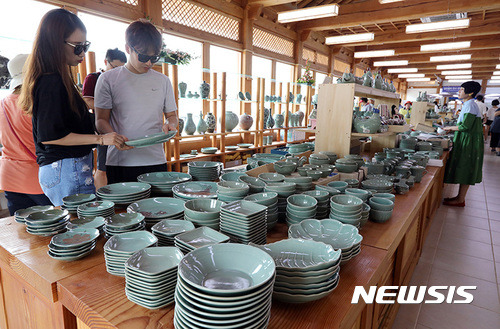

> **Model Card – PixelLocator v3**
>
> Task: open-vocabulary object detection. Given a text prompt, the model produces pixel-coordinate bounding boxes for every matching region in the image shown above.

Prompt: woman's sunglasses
[130,45,160,64]
[65,41,91,55]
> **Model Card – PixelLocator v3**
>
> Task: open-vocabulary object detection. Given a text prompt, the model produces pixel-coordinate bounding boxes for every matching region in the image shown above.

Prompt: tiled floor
[392,148,500,329]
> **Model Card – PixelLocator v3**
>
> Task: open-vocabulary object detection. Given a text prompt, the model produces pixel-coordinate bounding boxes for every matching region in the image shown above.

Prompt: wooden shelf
[351,131,395,138]
[351,84,401,100]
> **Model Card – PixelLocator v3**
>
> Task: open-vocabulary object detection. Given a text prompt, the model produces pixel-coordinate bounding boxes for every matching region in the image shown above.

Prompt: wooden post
[87,51,96,74]
[78,56,87,81]
[202,42,210,115]
[255,77,262,147]
[211,72,218,148]
[285,82,290,143]
[259,78,265,148]
[221,72,227,152]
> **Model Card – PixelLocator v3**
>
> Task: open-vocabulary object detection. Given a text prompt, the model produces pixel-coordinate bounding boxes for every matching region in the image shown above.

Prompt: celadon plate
[48,248,95,261]
[252,239,340,271]
[151,219,195,237]
[98,182,151,197]
[106,213,145,229]
[51,228,99,248]
[66,216,106,230]
[127,197,185,218]
[25,209,69,225]
[137,172,191,184]
[288,219,363,250]
[125,247,183,275]
[175,227,229,249]
[14,205,54,223]
[172,182,218,199]
[225,146,238,150]
[125,130,177,147]
[62,193,96,205]
[221,200,267,217]
[104,231,158,254]
[77,201,115,212]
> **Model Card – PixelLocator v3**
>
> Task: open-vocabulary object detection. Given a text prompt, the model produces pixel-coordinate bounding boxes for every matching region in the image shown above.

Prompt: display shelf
[350,83,401,100]
[351,131,395,138]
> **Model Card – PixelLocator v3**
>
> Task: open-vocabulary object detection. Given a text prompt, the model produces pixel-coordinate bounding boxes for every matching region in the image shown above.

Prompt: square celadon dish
[175,227,229,249]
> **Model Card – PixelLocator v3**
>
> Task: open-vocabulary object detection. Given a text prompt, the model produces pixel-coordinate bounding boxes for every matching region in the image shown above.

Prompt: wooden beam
[248,0,298,6]
[142,0,162,26]
[374,23,384,32]
[296,0,500,31]
[358,49,500,63]
[300,30,312,42]
[390,21,399,31]
[247,4,264,20]
[298,0,315,8]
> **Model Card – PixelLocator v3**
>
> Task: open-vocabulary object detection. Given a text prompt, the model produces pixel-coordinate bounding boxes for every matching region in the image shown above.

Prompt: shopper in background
[433,100,440,112]
[82,48,127,189]
[488,99,500,154]
[391,105,397,117]
[0,54,52,214]
[485,99,497,145]
[399,101,411,117]
[443,81,483,207]
[18,8,130,206]
[359,97,373,112]
[95,19,178,184]
[475,95,488,142]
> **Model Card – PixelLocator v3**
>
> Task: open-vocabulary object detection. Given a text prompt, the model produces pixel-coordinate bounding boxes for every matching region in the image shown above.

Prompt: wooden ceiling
[252,0,500,83]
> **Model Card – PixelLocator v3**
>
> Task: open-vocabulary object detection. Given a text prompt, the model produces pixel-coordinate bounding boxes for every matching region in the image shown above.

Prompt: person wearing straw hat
[0,54,52,214]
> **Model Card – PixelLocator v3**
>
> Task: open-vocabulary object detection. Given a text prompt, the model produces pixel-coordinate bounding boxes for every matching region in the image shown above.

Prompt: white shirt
[475,100,488,117]
[95,66,177,167]
[486,106,497,121]
[360,103,373,112]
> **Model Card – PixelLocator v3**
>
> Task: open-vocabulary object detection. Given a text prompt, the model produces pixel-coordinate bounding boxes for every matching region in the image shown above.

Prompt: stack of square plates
[126,197,185,227]
[183,199,224,230]
[14,205,53,224]
[48,228,100,261]
[137,172,192,195]
[254,239,341,303]
[77,200,115,218]
[302,190,330,219]
[124,247,183,309]
[174,244,275,329]
[104,213,146,238]
[244,192,279,230]
[329,195,363,228]
[97,182,151,206]
[104,231,158,276]
[61,194,96,213]
[172,181,218,201]
[174,227,229,254]
[25,209,70,236]
[220,200,267,245]
[151,220,195,246]
[288,219,362,264]
[187,161,223,181]
[66,216,106,231]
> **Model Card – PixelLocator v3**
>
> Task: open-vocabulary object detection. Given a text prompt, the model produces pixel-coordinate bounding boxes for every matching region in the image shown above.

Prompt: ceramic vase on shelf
[178,118,185,135]
[416,92,422,102]
[373,72,383,89]
[196,112,208,134]
[267,110,275,129]
[274,113,285,128]
[206,112,216,133]
[178,82,187,98]
[297,110,305,127]
[263,108,270,129]
[193,92,200,99]
[187,91,193,98]
[239,113,253,131]
[296,94,303,104]
[184,113,196,135]
[222,111,239,132]
[200,81,210,99]
[363,70,373,87]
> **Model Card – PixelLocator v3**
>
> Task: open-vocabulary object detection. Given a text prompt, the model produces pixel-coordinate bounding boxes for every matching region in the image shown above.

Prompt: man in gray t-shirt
[95,19,178,184]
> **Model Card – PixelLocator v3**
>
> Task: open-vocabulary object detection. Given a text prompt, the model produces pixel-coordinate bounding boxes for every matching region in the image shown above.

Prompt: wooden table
[0,157,446,329]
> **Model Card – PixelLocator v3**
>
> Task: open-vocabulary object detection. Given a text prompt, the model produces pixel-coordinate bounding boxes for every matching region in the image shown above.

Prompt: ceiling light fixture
[490,76,500,80]
[406,18,470,33]
[436,63,472,70]
[398,74,425,78]
[373,60,408,66]
[407,78,431,82]
[488,80,500,84]
[354,50,395,58]
[441,70,473,75]
[421,41,471,52]
[430,54,472,62]
[325,33,374,45]
[445,75,472,80]
[493,71,500,75]
[496,64,500,69]
[387,68,418,73]
[277,4,339,23]
[446,80,469,83]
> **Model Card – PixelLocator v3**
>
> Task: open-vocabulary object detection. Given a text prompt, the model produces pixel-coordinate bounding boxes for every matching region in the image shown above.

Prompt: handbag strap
[1,99,37,161]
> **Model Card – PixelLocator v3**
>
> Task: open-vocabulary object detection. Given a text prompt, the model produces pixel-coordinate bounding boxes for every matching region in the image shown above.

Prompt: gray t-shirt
[95,66,177,166]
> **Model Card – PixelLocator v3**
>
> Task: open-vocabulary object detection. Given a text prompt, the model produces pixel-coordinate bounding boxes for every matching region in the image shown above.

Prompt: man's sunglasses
[130,45,160,64]
[65,41,91,55]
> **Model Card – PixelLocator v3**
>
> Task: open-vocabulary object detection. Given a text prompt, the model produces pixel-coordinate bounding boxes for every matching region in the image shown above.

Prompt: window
[252,55,272,99]
[275,61,293,100]
[315,72,327,90]
[78,13,128,72]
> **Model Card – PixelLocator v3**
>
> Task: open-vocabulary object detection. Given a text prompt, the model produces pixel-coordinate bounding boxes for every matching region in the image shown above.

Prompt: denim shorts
[39,153,95,206]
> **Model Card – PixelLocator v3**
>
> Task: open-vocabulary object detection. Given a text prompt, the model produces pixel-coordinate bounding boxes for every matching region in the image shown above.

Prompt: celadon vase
[221,111,239,132]
[274,113,285,128]
[267,110,275,128]
[178,118,184,135]
[206,112,216,133]
[200,81,210,99]
[178,82,187,98]
[184,113,196,135]
[196,112,208,134]
[353,112,381,134]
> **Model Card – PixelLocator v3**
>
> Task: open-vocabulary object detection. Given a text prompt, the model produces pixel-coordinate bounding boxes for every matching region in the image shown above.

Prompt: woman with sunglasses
[95,19,178,184]
[19,8,130,206]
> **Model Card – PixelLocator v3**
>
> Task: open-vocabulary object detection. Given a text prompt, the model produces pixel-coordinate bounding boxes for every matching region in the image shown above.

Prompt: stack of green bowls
[345,188,371,202]
[172,181,218,201]
[303,190,330,219]
[258,172,285,184]
[308,153,330,166]
[286,194,317,226]
[238,175,266,193]
[244,192,279,230]
[335,158,358,173]
[137,172,191,195]
[48,228,99,261]
[329,195,363,228]
[103,213,146,238]
[174,227,230,254]
[344,179,359,189]
[127,197,185,227]
[220,172,248,182]
[284,176,314,191]
[188,161,223,181]
[217,181,249,202]
[369,197,394,223]
[183,199,225,230]
[264,182,297,219]
[25,209,70,236]
[151,220,195,246]
[62,194,96,213]
[327,181,348,193]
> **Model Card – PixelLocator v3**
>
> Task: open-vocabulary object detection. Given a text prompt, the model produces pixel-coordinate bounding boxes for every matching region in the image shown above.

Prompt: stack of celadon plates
[77,200,115,218]
[137,172,192,195]
[329,195,363,229]
[254,239,341,303]
[174,244,276,329]
[216,181,249,202]
[127,197,185,227]
[104,231,158,276]
[303,190,330,219]
[97,182,151,206]
[361,179,393,193]
[284,176,314,192]
[288,219,362,264]
[183,199,224,230]
[103,213,146,238]
[286,194,317,226]
[244,192,279,230]
[66,216,106,232]
[25,209,70,236]
[172,181,218,201]
[62,194,96,213]
[124,246,183,309]
[151,220,195,246]
[174,227,230,254]
[220,200,267,244]
[48,228,100,261]
[187,161,223,181]
[14,205,53,224]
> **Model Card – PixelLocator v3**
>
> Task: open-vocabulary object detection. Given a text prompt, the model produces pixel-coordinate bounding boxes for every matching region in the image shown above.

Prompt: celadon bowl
[252,239,341,271]
[302,190,330,202]
[287,194,318,211]
[345,188,371,202]
[244,192,278,206]
[306,170,322,181]
[297,167,312,177]
[221,172,248,182]
[288,219,363,250]
[217,181,250,197]
[238,176,266,193]
[315,185,341,196]
[327,181,348,193]
[372,193,396,202]
[184,199,225,220]
[258,173,285,183]
[370,209,393,223]
[286,207,317,218]
[125,247,183,275]
[104,231,158,254]
[178,243,275,295]
[369,197,394,211]
[274,162,297,175]
[330,195,363,211]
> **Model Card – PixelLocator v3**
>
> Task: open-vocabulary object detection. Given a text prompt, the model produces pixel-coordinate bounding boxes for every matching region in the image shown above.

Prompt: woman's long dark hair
[19,8,87,115]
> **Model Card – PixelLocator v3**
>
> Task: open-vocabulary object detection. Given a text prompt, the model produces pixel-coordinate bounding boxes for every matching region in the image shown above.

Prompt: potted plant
[297,60,315,86]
